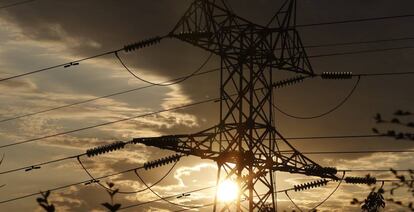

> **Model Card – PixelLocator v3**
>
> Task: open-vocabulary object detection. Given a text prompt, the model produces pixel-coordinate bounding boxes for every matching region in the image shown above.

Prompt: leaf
[397,175,406,182]
[391,118,400,123]
[102,202,120,212]
[112,203,121,211]
[36,197,46,203]
[107,182,115,188]
[102,202,113,210]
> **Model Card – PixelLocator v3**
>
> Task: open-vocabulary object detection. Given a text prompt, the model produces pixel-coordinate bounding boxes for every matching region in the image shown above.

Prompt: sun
[217,179,239,202]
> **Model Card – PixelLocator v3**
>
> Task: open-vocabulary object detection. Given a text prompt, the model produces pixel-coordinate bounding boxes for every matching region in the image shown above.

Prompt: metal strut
[134,0,338,211]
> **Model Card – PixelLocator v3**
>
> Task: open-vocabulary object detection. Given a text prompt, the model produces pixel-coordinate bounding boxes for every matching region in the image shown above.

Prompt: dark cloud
[1,0,414,211]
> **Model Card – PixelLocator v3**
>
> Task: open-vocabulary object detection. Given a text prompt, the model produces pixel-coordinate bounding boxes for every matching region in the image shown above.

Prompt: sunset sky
[0,0,413,211]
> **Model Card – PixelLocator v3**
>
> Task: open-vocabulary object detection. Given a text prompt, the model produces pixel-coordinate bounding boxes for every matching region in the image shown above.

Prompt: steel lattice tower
[135,0,338,211]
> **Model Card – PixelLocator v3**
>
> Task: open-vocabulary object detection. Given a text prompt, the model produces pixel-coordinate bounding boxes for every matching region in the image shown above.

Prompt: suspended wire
[285,191,303,212]
[1,148,412,176]
[0,49,122,83]
[289,150,414,155]
[311,172,345,211]
[134,167,204,209]
[0,153,85,175]
[285,134,386,140]
[115,51,214,86]
[297,14,414,28]
[172,203,214,212]
[0,68,410,125]
[309,46,414,58]
[273,76,361,119]
[0,41,411,84]
[303,37,414,49]
[0,97,217,150]
[0,169,408,207]
[119,186,215,210]
[0,0,39,9]
[0,164,146,204]
[0,67,219,124]
[77,156,179,194]
[356,71,414,77]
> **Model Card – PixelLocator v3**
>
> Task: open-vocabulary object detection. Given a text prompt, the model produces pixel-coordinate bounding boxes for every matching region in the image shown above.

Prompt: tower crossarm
[168,0,314,75]
[133,126,339,180]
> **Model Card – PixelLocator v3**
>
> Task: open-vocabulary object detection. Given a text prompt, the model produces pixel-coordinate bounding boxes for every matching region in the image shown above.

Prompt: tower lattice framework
[135,0,338,211]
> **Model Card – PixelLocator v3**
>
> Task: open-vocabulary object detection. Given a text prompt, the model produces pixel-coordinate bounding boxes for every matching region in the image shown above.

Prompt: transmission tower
[134,0,339,211]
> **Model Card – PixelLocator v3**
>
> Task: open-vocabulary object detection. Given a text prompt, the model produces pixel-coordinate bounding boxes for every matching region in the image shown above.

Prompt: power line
[0,153,85,175]
[288,150,414,155]
[273,76,361,119]
[0,97,217,150]
[0,164,146,204]
[116,51,214,86]
[0,39,412,84]
[1,144,412,176]
[0,67,219,124]
[303,37,414,49]
[119,186,215,211]
[0,0,38,9]
[356,71,414,77]
[1,68,412,125]
[77,156,179,195]
[0,49,122,83]
[309,46,414,58]
[297,14,414,28]
[134,168,204,209]
[0,159,410,206]
[285,134,387,140]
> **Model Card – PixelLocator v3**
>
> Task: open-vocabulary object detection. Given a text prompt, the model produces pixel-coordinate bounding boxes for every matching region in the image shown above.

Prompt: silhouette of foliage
[351,110,414,211]
[101,182,122,212]
[36,190,55,212]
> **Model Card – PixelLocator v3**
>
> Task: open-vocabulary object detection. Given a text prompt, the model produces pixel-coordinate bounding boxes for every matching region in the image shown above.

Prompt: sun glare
[217,180,239,202]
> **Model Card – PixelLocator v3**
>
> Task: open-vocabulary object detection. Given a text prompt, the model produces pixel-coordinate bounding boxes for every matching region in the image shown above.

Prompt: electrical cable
[285,134,386,140]
[309,46,414,58]
[76,156,179,194]
[311,171,345,211]
[0,173,408,206]
[0,96,218,150]
[134,168,204,209]
[119,186,215,210]
[172,203,214,212]
[0,153,85,175]
[0,0,38,9]
[115,51,214,86]
[0,69,410,125]
[0,67,219,124]
[1,149,412,176]
[0,164,146,204]
[285,190,303,212]
[303,37,414,49]
[296,14,414,28]
[273,76,361,119]
[0,49,122,83]
[286,150,414,155]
